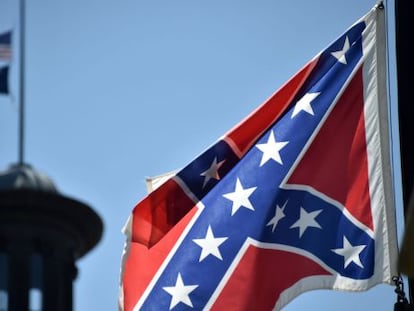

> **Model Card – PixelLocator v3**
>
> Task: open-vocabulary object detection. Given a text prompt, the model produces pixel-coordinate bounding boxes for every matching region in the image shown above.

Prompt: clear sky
[0,0,405,310]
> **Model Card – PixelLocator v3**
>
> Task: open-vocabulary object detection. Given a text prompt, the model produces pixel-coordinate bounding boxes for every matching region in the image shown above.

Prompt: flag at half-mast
[119,4,398,311]
[0,31,11,62]
[0,66,9,94]
[0,31,12,94]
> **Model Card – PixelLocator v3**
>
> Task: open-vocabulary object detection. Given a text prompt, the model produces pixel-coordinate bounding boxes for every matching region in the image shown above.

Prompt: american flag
[119,4,397,311]
[0,31,11,62]
[0,66,9,94]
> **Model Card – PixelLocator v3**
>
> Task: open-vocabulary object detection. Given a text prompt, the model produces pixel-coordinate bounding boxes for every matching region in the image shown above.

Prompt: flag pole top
[376,1,384,10]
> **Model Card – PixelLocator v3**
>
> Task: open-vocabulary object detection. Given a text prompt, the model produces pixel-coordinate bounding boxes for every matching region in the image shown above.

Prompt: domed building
[0,163,103,311]
[0,163,58,193]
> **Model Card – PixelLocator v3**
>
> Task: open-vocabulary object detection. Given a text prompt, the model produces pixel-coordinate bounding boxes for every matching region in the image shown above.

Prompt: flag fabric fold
[119,4,398,311]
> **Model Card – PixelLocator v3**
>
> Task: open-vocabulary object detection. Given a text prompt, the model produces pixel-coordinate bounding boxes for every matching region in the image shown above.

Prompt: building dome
[0,163,103,310]
[0,163,58,193]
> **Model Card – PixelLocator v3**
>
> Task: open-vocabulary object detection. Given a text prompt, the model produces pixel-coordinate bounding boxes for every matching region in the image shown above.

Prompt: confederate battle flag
[119,4,398,310]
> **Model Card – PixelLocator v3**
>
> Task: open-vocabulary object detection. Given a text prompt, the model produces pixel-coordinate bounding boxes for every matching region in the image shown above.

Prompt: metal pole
[18,0,25,165]
[395,0,414,303]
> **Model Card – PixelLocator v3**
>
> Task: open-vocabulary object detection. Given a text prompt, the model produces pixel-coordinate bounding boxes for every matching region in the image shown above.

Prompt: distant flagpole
[18,0,25,165]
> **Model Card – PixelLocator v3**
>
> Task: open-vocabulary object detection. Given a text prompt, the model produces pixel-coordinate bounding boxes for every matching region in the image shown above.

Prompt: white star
[331,36,350,64]
[256,130,289,166]
[331,236,366,269]
[200,157,226,188]
[163,273,199,310]
[267,200,288,232]
[291,92,321,118]
[193,225,228,261]
[222,178,257,216]
[290,207,322,238]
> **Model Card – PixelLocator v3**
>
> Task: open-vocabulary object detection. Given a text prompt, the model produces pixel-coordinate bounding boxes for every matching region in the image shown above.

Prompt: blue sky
[0,0,405,310]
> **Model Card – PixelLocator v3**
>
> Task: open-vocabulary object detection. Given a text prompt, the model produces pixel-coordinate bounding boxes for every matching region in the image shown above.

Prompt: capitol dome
[0,163,58,193]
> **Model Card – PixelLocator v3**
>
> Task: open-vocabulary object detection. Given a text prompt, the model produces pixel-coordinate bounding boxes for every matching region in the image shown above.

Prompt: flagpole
[18,0,25,166]
[395,0,414,304]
